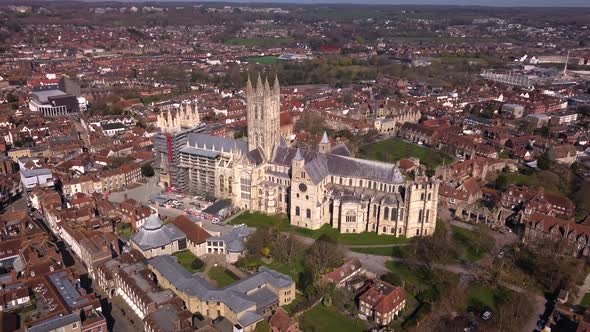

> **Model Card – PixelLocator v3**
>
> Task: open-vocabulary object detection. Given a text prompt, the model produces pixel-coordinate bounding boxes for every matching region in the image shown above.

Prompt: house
[170,215,211,257]
[269,308,301,332]
[322,258,365,287]
[501,185,575,221]
[524,212,590,257]
[548,144,577,166]
[205,225,252,263]
[358,280,407,325]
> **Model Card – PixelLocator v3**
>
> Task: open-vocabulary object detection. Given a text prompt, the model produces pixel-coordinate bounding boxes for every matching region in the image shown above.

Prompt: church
[165,74,439,238]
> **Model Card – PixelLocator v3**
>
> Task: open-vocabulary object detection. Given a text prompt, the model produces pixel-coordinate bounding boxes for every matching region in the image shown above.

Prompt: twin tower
[246,74,281,159]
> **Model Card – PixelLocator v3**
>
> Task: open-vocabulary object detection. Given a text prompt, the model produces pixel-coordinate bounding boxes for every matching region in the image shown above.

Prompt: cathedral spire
[246,74,252,94]
[274,73,280,95]
[256,73,263,95]
[264,76,270,95]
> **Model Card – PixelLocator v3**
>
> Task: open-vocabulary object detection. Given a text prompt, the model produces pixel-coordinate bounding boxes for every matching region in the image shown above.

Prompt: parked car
[482,311,492,320]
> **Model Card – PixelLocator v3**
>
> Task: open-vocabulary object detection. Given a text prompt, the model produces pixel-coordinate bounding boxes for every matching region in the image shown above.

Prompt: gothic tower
[246,73,281,159]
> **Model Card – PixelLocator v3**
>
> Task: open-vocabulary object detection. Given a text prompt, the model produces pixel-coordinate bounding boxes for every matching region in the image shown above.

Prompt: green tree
[141,164,155,177]
[537,152,552,170]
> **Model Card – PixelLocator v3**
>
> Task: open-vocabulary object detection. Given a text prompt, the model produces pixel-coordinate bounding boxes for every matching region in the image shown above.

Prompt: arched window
[349,178,352,186]
[391,227,395,234]
[384,207,389,220]
[360,180,363,187]
[425,210,430,223]
[419,209,423,223]
[295,206,300,216]
[421,193,425,200]
[306,209,311,219]
[428,193,432,200]
[219,175,225,192]
[382,226,386,233]
[393,208,398,221]
[373,206,377,218]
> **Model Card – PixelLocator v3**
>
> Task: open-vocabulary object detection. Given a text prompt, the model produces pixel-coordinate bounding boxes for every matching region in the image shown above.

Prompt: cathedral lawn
[173,250,204,273]
[451,226,494,262]
[299,304,367,332]
[207,267,240,288]
[230,212,411,246]
[358,138,454,170]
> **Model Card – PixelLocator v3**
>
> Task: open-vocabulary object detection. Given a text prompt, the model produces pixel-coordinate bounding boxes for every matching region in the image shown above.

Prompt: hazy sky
[111,0,590,7]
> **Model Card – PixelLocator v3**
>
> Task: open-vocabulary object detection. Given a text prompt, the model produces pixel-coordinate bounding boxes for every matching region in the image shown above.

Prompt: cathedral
[168,74,439,238]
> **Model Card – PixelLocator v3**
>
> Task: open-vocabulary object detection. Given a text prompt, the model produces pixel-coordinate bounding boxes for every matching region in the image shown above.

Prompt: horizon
[73,0,590,8]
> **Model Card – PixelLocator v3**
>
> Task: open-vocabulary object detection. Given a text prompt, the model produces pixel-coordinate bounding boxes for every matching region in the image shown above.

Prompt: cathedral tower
[246,73,281,159]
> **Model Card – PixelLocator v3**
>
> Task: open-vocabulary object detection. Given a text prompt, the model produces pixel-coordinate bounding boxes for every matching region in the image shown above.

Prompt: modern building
[148,255,296,332]
[29,89,81,117]
[205,225,252,263]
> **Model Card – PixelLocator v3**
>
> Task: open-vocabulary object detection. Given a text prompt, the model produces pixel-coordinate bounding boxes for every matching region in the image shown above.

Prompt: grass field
[230,212,411,246]
[173,250,203,273]
[224,37,293,47]
[207,267,240,288]
[255,320,271,332]
[359,138,454,170]
[300,304,366,332]
[466,284,511,311]
[263,256,306,285]
[244,56,279,65]
[451,226,494,262]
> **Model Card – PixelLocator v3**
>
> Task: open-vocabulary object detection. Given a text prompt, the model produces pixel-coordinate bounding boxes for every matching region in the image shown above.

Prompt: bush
[191,257,204,271]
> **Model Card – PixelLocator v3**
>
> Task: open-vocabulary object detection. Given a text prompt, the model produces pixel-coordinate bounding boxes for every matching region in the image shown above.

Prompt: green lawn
[451,226,494,262]
[230,212,411,246]
[386,261,459,298]
[224,37,293,47]
[581,293,590,308]
[300,304,366,332]
[263,256,306,285]
[359,138,454,170]
[116,223,133,240]
[255,320,271,332]
[244,56,279,65]
[466,285,511,311]
[350,246,407,257]
[207,267,240,288]
[173,250,204,273]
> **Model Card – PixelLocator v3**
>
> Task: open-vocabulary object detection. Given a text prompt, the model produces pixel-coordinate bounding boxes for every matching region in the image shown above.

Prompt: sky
[103,0,590,7]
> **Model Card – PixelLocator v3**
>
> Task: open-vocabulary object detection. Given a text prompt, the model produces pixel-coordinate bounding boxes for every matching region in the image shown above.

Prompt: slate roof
[148,256,293,328]
[208,226,253,253]
[28,313,79,332]
[272,146,404,185]
[131,214,185,251]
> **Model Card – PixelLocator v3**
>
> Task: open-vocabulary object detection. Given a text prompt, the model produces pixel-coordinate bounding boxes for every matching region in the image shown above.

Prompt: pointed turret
[319,131,331,153]
[246,74,253,95]
[264,76,270,95]
[256,73,263,95]
[293,148,304,161]
[274,73,280,95]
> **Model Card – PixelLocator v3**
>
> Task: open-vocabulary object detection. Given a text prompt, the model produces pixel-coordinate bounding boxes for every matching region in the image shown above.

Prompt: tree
[495,173,510,190]
[295,111,326,136]
[537,151,552,170]
[306,234,344,280]
[141,164,155,177]
[190,257,204,271]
